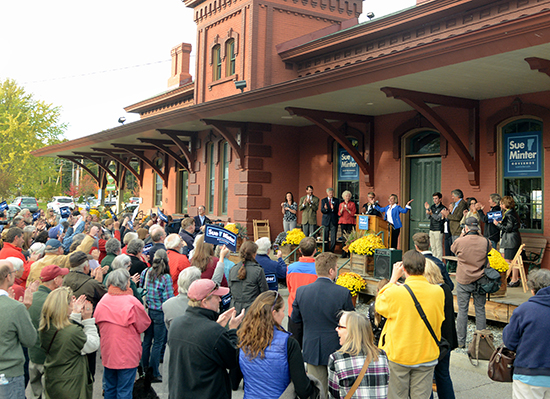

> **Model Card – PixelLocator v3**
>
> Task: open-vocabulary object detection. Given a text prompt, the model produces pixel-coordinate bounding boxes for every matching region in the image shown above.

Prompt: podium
[356,215,390,248]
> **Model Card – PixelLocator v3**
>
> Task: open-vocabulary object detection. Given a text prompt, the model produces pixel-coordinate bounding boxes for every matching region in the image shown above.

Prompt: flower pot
[281,244,298,263]
[492,272,508,297]
[350,253,374,276]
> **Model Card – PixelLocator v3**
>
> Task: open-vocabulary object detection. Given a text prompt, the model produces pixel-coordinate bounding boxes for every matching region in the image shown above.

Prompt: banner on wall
[504,131,542,177]
[338,148,359,181]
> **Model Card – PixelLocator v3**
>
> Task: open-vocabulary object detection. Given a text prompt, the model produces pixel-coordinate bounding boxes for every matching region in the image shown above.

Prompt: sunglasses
[336,324,347,330]
[206,283,220,298]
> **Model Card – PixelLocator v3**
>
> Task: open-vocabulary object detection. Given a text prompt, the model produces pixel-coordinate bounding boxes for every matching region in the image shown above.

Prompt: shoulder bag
[487,344,516,382]
[344,353,372,399]
[468,329,495,366]
[404,284,450,361]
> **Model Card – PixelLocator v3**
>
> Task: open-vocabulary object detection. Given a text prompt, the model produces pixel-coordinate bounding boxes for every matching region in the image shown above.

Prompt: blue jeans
[141,309,166,378]
[103,367,137,399]
[431,351,455,399]
[0,375,25,399]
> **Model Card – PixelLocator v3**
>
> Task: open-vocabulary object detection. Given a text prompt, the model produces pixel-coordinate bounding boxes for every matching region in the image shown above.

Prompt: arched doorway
[403,130,442,250]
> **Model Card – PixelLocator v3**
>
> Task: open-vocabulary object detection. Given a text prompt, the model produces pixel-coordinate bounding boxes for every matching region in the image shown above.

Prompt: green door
[408,156,441,249]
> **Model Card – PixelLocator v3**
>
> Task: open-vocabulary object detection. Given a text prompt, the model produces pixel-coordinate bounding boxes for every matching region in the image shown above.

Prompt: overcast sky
[0,0,416,140]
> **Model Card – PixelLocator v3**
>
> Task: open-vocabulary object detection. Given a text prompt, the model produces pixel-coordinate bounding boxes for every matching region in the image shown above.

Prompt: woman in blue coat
[370,194,414,249]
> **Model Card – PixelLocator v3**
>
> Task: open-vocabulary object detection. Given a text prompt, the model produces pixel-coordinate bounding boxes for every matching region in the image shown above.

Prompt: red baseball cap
[187,279,229,301]
[40,265,69,282]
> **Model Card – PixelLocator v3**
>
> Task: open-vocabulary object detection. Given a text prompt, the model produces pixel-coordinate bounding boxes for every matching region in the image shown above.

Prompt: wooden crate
[350,253,374,276]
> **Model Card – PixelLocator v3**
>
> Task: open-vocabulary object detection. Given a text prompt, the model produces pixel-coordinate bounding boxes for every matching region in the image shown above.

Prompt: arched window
[154,158,163,207]
[501,119,543,232]
[226,39,235,77]
[220,142,229,214]
[212,45,222,81]
[207,143,216,214]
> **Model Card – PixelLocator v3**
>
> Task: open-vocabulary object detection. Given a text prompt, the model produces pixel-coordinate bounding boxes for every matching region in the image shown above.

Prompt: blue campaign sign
[59,207,71,219]
[204,225,237,251]
[358,215,369,231]
[337,147,359,181]
[504,131,542,177]
[0,201,8,212]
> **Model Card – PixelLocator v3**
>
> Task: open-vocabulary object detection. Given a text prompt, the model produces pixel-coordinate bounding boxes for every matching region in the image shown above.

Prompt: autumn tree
[0,79,66,199]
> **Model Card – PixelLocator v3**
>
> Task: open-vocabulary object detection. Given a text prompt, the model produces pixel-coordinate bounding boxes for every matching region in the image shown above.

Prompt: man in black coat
[476,193,502,249]
[291,252,354,398]
[320,188,340,253]
[167,279,244,399]
[193,205,211,234]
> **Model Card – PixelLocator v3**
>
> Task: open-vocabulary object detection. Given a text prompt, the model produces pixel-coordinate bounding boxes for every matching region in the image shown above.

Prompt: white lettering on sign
[509,140,537,160]
[340,153,357,167]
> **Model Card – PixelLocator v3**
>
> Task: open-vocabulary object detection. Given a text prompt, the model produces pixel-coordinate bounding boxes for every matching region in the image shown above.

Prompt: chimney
[167,43,192,89]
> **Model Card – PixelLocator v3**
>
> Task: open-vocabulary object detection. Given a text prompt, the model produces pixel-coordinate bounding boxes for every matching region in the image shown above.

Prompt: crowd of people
[0,185,536,399]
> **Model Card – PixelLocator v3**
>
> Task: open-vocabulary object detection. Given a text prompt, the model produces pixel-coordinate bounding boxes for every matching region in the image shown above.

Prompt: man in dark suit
[320,188,340,252]
[361,191,381,216]
[291,252,354,398]
[193,205,211,234]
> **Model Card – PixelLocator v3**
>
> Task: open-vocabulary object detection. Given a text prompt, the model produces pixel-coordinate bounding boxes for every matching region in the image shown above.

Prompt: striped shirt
[328,350,389,399]
[140,269,174,311]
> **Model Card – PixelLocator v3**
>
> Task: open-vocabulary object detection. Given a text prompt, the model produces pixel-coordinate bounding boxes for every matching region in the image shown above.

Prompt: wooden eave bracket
[201,119,248,170]
[73,152,120,188]
[525,57,550,78]
[381,87,480,186]
[156,130,197,173]
[139,138,190,173]
[285,107,375,186]
[58,156,101,185]
[111,144,170,188]
[90,148,144,188]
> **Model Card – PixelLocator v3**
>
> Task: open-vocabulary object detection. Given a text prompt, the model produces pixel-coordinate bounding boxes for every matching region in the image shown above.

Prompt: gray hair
[165,234,182,250]
[6,257,24,272]
[178,266,201,295]
[111,254,131,270]
[105,238,121,255]
[123,232,138,245]
[528,269,550,294]
[255,237,271,255]
[127,239,145,255]
[71,233,86,249]
[490,193,502,204]
[13,216,24,226]
[72,262,88,273]
[29,242,46,257]
[106,268,130,290]
[23,225,36,234]
[150,226,165,243]
[451,189,464,199]
[103,230,113,240]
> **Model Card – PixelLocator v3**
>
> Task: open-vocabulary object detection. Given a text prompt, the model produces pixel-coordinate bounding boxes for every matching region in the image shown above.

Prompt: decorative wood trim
[157,129,196,173]
[525,57,550,78]
[58,156,101,184]
[111,144,171,188]
[381,87,480,186]
[90,148,145,187]
[285,107,374,185]
[209,34,220,66]
[138,138,190,172]
[73,152,119,187]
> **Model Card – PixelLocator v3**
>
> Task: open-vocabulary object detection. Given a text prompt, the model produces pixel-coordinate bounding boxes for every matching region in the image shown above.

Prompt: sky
[0,0,416,140]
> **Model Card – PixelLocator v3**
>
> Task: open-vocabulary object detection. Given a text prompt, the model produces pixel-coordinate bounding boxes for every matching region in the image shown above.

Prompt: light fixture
[234,80,247,93]
[366,12,375,20]
[118,117,126,125]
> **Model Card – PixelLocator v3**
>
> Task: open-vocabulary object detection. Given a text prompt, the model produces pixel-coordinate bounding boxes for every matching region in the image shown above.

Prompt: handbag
[468,329,495,366]
[403,284,450,362]
[488,344,516,382]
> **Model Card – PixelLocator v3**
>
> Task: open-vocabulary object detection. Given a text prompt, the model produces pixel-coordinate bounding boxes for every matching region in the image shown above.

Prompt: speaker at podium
[374,248,402,280]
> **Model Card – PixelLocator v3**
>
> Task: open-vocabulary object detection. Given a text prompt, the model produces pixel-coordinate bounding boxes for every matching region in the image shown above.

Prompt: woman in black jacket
[494,196,522,287]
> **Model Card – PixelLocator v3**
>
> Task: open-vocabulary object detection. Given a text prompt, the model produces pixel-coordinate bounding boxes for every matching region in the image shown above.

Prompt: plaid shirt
[328,350,389,399]
[140,269,174,311]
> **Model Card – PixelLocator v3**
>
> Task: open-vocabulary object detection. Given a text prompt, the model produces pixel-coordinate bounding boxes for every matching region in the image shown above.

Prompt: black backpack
[476,239,501,295]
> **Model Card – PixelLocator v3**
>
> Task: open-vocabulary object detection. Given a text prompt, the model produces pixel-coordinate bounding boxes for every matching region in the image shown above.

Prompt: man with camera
[451,217,492,348]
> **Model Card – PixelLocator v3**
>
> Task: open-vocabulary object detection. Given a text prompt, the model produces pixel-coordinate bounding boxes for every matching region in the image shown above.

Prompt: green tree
[0,79,67,199]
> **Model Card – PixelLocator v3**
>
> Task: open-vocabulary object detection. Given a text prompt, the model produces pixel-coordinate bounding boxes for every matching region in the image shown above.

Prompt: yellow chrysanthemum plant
[336,272,366,297]
[348,233,386,256]
[282,228,306,246]
[224,223,247,239]
[488,248,510,273]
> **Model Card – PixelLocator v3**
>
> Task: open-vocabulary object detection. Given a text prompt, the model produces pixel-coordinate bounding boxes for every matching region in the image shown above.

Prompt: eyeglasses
[336,324,347,330]
[205,283,219,299]
[271,291,280,311]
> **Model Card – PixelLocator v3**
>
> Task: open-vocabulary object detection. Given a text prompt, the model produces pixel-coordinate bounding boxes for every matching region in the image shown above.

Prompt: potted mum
[346,230,385,275]
[336,272,366,306]
[488,248,510,297]
[224,223,248,250]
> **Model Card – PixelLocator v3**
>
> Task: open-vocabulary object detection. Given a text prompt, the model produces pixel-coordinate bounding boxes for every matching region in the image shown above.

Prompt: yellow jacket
[376,275,445,365]
[27,235,94,285]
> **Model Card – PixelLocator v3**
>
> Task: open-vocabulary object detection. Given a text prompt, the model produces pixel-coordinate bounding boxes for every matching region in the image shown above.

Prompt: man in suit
[299,185,320,237]
[361,191,381,216]
[440,189,467,243]
[320,188,340,252]
[193,205,211,234]
[291,252,354,398]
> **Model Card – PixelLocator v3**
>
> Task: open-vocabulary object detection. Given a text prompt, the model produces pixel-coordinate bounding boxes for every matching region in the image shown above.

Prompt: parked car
[47,196,76,213]
[11,197,39,213]
[128,197,142,204]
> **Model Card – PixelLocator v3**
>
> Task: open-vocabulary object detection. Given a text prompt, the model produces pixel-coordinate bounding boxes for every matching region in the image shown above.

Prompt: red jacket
[0,242,32,284]
[338,201,357,225]
[286,257,317,316]
[167,249,191,294]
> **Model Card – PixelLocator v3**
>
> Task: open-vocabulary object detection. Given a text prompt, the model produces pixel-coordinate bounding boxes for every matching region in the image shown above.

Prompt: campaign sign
[487,211,503,222]
[504,131,542,177]
[0,201,8,212]
[358,215,369,231]
[221,293,232,312]
[32,212,41,221]
[265,273,278,291]
[59,207,71,219]
[142,243,153,256]
[204,225,237,251]
[338,147,359,181]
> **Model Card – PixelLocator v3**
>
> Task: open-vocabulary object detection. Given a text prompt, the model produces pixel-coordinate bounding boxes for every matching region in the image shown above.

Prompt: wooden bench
[522,236,547,271]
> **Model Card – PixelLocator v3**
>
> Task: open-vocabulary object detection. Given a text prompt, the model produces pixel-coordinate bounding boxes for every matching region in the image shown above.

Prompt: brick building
[35,0,550,267]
